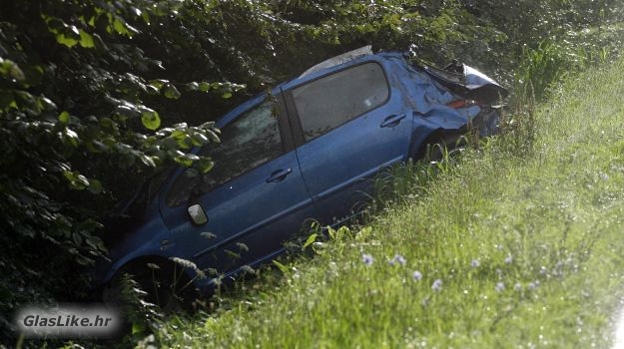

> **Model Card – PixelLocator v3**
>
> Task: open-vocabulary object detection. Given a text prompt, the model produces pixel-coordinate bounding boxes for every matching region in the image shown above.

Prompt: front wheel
[102,260,199,316]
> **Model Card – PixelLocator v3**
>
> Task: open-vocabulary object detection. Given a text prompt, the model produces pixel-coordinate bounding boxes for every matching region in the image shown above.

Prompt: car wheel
[425,133,466,163]
[102,260,198,316]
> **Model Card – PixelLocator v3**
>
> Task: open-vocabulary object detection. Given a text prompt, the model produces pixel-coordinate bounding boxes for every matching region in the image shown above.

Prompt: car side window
[165,99,283,207]
[292,62,389,141]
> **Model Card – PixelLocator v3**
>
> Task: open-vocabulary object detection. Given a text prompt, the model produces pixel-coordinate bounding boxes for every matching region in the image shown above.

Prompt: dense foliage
[1,0,623,344]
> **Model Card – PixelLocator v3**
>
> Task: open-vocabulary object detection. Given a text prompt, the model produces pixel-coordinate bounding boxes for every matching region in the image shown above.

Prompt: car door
[282,59,411,223]
[159,95,315,276]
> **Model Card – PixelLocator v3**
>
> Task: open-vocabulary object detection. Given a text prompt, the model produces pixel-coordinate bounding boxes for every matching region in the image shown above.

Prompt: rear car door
[282,58,412,223]
[159,94,315,276]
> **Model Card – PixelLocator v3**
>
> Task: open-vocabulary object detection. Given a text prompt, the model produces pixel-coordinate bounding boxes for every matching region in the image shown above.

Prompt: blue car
[98,47,507,308]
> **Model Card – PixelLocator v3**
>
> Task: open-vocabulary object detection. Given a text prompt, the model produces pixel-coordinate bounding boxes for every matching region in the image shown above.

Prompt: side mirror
[187,203,208,225]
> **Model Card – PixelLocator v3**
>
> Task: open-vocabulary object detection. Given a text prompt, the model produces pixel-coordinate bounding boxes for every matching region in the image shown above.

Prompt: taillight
[446,99,478,109]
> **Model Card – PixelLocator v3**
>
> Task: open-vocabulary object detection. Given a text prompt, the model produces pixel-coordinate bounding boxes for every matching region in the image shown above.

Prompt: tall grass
[513,28,617,102]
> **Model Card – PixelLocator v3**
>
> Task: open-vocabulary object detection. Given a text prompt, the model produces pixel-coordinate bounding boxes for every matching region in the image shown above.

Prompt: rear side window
[292,62,389,141]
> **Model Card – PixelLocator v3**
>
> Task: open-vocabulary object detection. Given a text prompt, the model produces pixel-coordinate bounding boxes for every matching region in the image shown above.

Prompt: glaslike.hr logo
[15,304,121,338]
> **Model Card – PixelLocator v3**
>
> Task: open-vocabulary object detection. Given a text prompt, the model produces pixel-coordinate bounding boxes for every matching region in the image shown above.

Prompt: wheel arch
[409,128,465,161]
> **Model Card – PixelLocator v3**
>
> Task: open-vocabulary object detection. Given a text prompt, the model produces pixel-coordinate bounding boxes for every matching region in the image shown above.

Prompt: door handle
[266,168,293,183]
[380,114,406,128]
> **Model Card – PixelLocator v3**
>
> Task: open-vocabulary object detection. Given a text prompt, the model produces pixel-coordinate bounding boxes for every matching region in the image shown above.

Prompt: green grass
[151,56,624,348]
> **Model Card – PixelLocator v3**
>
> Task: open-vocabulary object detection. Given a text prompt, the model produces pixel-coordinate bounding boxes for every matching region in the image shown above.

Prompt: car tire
[102,260,198,316]
[425,133,466,163]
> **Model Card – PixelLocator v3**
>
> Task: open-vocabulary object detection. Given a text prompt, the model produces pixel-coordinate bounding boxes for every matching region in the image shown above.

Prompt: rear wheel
[422,133,466,163]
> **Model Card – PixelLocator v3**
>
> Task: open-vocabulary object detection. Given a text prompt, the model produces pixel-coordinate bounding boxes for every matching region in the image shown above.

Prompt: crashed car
[97,46,507,306]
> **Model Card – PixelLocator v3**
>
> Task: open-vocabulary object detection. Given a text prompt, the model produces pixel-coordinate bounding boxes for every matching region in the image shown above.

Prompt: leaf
[140,107,160,130]
[198,82,211,92]
[58,111,70,124]
[131,322,146,335]
[62,128,80,147]
[197,159,214,174]
[79,30,95,48]
[327,227,336,240]
[0,58,25,81]
[185,82,199,91]
[55,33,78,48]
[149,79,168,90]
[163,83,181,99]
[87,179,102,194]
[112,17,130,36]
[205,129,221,143]
[174,153,200,167]
[303,233,318,250]
[139,154,156,168]
[190,133,209,146]
[272,260,289,274]
[63,171,90,190]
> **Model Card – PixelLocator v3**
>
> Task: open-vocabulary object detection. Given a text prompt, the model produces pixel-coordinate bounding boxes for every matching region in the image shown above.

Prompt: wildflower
[514,282,522,291]
[528,282,537,290]
[432,279,443,292]
[389,254,407,266]
[495,282,505,292]
[240,265,255,275]
[200,232,217,240]
[236,242,250,253]
[362,253,374,266]
[471,259,480,268]
[170,257,198,270]
[412,271,423,281]
[505,255,513,264]
[146,263,160,270]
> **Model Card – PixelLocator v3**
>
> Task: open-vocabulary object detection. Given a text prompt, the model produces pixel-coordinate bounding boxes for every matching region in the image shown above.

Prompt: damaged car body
[97,47,507,306]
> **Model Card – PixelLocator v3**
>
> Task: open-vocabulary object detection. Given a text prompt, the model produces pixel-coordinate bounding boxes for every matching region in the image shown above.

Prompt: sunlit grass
[150,56,624,348]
